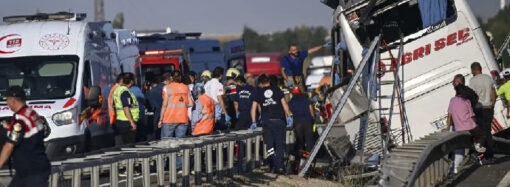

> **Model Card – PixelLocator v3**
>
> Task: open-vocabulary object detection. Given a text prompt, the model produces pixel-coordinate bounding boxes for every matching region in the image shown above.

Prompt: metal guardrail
[376,131,510,187]
[47,129,296,187]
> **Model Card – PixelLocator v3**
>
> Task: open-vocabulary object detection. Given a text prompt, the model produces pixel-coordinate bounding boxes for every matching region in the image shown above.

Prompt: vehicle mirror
[86,86,102,108]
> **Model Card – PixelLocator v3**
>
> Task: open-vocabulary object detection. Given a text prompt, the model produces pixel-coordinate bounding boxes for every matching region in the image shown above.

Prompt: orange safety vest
[192,94,215,136]
[162,82,190,123]
[108,84,119,125]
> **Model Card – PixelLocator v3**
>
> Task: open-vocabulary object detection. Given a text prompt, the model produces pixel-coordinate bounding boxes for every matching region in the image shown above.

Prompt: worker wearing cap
[288,87,315,159]
[497,68,510,119]
[250,74,293,174]
[191,83,215,136]
[0,86,51,186]
[113,73,139,145]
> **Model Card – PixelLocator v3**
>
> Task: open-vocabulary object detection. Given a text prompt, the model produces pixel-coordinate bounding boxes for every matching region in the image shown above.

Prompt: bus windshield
[0,55,79,101]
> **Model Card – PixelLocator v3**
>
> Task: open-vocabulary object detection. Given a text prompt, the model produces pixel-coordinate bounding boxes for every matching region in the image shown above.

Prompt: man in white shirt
[205,67,230,131]
[469,62,496,162]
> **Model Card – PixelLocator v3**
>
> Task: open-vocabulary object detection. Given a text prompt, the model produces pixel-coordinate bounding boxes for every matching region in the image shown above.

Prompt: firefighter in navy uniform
[250,74,293,174]
[0,86,51,187]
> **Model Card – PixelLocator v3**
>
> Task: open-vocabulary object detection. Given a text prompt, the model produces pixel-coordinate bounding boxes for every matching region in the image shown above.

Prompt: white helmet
[226,68,240,78]
[200,70,212,83]
[501,68,510,78]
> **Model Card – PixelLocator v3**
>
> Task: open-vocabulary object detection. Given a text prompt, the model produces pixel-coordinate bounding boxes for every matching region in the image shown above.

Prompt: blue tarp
[418,0,448,28]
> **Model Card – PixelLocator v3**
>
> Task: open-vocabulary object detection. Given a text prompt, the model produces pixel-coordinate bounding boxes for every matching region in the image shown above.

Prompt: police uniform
[7,106,51,186]
[255,85,287,172]
[113,85,139,145]
[234,84,256,130]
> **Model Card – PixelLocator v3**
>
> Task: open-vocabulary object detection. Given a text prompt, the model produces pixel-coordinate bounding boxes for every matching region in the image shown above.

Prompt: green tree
[483,6,510,67]
[112,12,124,29]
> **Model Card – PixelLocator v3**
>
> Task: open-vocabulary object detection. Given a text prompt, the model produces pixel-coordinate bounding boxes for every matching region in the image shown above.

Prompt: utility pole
[94,0,105,21]
[502,0,506,10]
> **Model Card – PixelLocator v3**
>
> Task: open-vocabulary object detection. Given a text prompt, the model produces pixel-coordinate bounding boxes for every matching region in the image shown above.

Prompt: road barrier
[48,129,296,187]
[376,131,510,187]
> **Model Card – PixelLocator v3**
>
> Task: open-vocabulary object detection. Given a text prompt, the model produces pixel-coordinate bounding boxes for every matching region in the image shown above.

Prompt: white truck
[326,0,508,151]
[0,12,131,158]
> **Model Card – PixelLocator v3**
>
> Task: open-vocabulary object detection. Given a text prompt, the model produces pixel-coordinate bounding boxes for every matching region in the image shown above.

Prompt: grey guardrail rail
[376,131,510,187]
[46,128,296,187]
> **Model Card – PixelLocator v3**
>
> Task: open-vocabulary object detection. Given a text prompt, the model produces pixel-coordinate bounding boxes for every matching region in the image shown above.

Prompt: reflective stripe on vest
[192,94,215,135]
[113,86,140,122]
[162,83,189,123]
[108,84,119,125]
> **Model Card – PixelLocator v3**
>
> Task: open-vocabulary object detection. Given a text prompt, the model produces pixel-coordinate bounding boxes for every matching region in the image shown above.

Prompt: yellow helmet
[226,68,240,78]
[201,70,212,79]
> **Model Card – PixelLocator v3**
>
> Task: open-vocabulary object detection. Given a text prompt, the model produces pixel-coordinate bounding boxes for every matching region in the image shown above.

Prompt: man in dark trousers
[288,87,315,159]
[0,86,51,186]
[146,73,171,141]
[112,73,139,145]
[280,43,329,91]
[250,74,293,174]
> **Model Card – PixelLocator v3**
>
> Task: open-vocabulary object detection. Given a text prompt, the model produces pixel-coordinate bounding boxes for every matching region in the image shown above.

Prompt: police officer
[113,73,139,145]
[250,74,293,174]
[0,86,51,186]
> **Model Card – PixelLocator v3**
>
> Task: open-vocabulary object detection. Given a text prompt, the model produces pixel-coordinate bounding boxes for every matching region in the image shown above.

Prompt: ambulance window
[83,61,92,89]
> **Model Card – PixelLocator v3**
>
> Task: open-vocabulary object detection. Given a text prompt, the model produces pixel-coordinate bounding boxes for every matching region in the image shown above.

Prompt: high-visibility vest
[192,94,215,135]
[108,84,119,125]
[162,82,189,123]
[113,86,140,122]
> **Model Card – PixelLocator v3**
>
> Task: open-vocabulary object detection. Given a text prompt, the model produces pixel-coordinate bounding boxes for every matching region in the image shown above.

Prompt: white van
[330,0,507,149]
[0,12,125,158]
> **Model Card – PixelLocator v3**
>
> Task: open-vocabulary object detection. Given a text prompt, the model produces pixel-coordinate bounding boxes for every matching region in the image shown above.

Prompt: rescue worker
[200,70,212,84]
[288,87,315,159]
[205,67,230,131]
[146,73,171,141]
[159,70,193,138]
[225,68,241,128]
[497,68,510,119]
[250,74,293,174]
[191,83,215,136]
[113,73,139,145]
[108,75,123,125]
[280,42,330,91]
[0,86,51,186]
[234,76,256,130]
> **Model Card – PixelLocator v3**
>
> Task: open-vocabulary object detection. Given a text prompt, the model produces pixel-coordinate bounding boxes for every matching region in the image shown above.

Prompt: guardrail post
[255,135,261,168]
[246,137,253,172]
[157,154,165,187]
[91,166,100,187]
[50,172,59,187]
[72,169,81,187]
[206,144,213,182]
[216,141,224,180]
[110,162,119,187]
[169,152,177,187]
[228,140,235,177]
[142,157,151,187]
[183,148,191,187]
[194,146,202,185]
[127,158,134,187]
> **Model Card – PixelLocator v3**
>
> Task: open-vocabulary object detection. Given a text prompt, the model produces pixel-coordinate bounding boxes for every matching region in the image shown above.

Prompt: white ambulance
[331,0,507,147]
[0,12,125,158]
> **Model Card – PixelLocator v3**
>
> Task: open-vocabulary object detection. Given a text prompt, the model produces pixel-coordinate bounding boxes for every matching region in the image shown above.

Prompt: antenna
[67,8,71,35]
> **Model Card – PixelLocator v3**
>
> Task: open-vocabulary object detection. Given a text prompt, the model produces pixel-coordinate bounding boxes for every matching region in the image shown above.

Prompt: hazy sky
[1,0,508,34]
